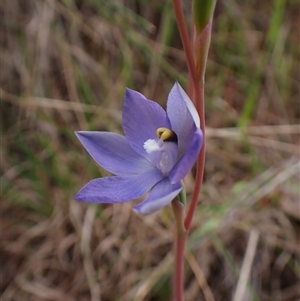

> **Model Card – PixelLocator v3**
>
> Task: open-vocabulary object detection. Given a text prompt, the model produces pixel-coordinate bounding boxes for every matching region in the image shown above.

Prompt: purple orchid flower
[75,82,203,215]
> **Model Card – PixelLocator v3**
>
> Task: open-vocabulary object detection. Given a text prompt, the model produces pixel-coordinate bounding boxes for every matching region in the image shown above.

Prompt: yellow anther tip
[156,127,177,142]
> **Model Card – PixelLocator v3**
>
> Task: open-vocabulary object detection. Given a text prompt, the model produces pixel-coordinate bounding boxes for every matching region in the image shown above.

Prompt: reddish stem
[171,1,212,300]
[171,199,186,301]
[174,232,187,301]
[171,0,207,232]
[184,80,206,231]
[171,0,198,89]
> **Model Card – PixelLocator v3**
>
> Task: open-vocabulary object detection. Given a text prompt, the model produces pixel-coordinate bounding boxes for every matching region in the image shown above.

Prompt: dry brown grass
[1,0,299,300]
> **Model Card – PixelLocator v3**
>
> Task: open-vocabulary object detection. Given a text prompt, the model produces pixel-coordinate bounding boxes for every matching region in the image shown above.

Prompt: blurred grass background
[1,0,299,300]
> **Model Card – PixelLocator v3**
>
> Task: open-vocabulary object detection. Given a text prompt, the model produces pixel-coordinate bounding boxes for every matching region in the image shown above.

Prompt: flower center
[143,127,178,175]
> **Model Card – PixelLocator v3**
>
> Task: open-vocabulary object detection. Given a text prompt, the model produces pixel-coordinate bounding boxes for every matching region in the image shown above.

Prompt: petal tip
[75,131,90,139]
[124,87,144,100]
[132,202,152,215]
[74,190,86,202]
[74,131,81,138]
[174,82,200,128]
[169,177,179,185]
[132,206,143,215]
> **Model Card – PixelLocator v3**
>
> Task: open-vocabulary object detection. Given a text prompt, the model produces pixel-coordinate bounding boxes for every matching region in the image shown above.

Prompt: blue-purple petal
[133,178,182,215]
[166,82,200,157]
[122,88,171,159]
[75,131,154,175]
[75,169,164,203]
[169,128,203,184]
